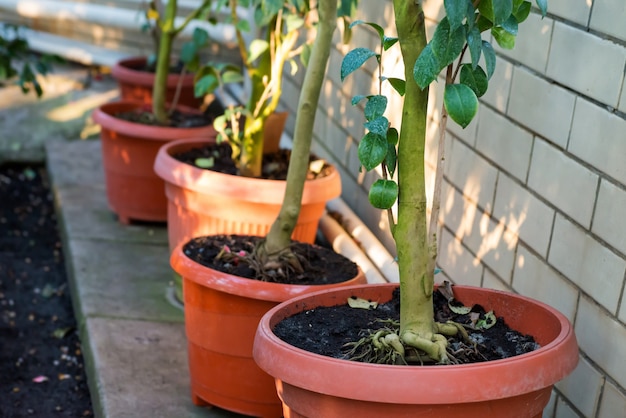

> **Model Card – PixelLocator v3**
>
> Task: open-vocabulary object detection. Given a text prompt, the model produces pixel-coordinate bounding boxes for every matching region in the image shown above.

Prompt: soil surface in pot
[173,142,333,180]
[274,286,540,365]
[184,234,358,285]
[0,164,93,417]
[115,99,223,128]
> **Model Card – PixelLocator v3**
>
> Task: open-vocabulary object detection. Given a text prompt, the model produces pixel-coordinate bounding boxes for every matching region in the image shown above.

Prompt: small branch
[173,0,211,36]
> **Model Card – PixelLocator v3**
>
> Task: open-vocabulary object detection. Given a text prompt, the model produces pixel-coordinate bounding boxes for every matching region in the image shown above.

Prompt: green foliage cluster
[0,24,62,97]
[341,0,547,211]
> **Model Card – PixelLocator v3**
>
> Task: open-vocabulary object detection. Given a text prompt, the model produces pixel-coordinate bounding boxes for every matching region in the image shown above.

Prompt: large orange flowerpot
[154,136,341,252]
[170,240,366,417]
[111,56,202,108]
[93,101,217,224]
[253,283,579,418]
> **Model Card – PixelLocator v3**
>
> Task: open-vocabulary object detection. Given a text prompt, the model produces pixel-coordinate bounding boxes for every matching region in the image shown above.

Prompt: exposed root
[343,319,477,365]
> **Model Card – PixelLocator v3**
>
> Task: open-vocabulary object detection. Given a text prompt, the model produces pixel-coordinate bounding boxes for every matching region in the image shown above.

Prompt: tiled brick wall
[281,1,626,416]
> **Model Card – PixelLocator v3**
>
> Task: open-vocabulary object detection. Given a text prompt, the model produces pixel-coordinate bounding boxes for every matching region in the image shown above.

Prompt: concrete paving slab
[82,317,246,418]
[45,139,105,187]
[66,238,180,324]
[0,62,118,164]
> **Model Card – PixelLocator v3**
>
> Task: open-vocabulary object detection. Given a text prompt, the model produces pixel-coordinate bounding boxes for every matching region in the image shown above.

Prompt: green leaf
[501,15,519,35]
[385,128,398,177]
[513,1,532,23]
[221,70,244,84]
[492,27,516,49]
[195,157,214,168]
[358,132,387,171]
[535,0,548,17]
[192,28,209,47]
[478,0,513,25]
[351,94,367,106]
[349,20,384,40]
[235,19,250,32]
[413,44,440,90]
[444,84,478,128]
[364,116,389,137]
[368,179,398,209]
[459,64,488,97]
[364,95,387,121]
[194,74,219,97]
[248,39,269,63]
[300,43,312,67]
[466,26,482,69]
[476,311,497,330]
[382,36,399,51]
[444,0,467,30]
[430,17,466,69]
[180,42,198,65]
[449,303,472,315]
[481,41,496,79]
[341,48,378,81]
[386,77,406,96]
[285,15,304,33]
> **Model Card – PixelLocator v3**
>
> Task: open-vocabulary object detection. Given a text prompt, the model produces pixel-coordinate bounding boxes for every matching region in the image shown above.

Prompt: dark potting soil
[274,286,541,365]
[114,98,224,128]
[173,142,334,180]
[183,234,359,285]
[0,164,93,417]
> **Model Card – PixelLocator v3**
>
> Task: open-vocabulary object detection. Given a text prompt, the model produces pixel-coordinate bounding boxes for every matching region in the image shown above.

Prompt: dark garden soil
[173,142,333,180]
[183,234,359,285]
[274,285,540,366]
[115,98,223,128]
[0,164,93,417]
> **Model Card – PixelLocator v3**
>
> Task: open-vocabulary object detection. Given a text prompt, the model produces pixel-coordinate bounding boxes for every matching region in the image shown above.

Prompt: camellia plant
[339,0,548,364]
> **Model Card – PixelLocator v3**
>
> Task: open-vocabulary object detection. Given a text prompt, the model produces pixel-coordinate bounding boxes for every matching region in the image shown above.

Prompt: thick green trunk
[392,0,435,340]
[152,0,177,124]
[263,0,337,254]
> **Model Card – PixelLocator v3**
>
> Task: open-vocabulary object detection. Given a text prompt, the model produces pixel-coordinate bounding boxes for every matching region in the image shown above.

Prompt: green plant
[145,0,214,123]
[0,24,61,97]
[205,0,355,178]
[338,0,548,364]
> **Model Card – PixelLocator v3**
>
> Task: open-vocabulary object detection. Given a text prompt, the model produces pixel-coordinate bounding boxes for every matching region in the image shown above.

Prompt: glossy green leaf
[430,17,466,69]
[192,28,209,47]
[180,42,197,64]
[536,0,548,17]
[385,128,398,177]
[364,95,387,121]
[358,132,387,171]
[444,84,478,128]
[481,41,496,79]
[501,15,519,35]
[513,1,532,23]
[364,116,389,137]
[349,20,385,40]
[478,0,513,25]
[369,179,398,209]
[413,44,440,89]
[444,0,467,30]
[221,70,244,84]
[460,64,488,97]
[351,94,367,106]
[235,19,250,32]
[341,48,378,81]
[383,36,399,51]
[194,74,219,97]
[466,26,482,69]
[492,27,516,49]
[285,15,304,33]
[386,77,406,96]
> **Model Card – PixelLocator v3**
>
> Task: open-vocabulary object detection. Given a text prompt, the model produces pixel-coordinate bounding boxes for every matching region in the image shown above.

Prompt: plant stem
[263,0,337,254]
[152,0,177,123]
[392,0,435,341]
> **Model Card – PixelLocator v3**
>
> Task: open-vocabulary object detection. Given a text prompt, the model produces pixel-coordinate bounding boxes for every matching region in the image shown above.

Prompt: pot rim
[253,282,579,404]
[170,240,366,303]
[93,100,215,140]
[111,56,196,88]
[154,137,342,203]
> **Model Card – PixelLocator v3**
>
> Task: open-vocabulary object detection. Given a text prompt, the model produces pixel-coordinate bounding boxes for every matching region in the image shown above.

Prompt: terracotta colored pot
[170,241,367,417]
[111,56,202,108]
[92,101,217,224]
[154,136,341,252]
[253,283,579,418]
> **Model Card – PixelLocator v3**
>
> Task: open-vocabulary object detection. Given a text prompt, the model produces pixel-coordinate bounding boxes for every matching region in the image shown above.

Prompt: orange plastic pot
[154,137,341,252]
[93,101,217,224]
[170,241,366,417]
[253,283,579,418]
[111,56,202,108]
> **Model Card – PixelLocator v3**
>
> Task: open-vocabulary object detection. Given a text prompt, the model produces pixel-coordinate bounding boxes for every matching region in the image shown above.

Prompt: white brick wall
[281,1,626,416]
